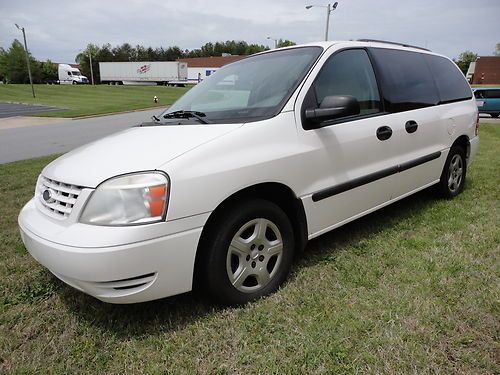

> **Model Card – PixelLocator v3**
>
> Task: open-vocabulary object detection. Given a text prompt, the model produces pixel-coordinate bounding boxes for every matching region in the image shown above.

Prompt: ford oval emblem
[42,189,52,202]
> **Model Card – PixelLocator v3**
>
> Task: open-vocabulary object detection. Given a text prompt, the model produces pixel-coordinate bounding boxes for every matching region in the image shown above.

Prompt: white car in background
[19,40,479,305]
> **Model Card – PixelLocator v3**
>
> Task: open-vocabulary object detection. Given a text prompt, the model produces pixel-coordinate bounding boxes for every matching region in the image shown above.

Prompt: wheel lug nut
[259,255,264,262]
[250,244,256,250]
[258,245,264,251]
[246,255,250,261]
[251,261,256,268]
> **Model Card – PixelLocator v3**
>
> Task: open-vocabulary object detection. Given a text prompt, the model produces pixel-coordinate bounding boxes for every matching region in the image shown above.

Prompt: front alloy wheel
[226,218,283,293]
[200,199,295,305]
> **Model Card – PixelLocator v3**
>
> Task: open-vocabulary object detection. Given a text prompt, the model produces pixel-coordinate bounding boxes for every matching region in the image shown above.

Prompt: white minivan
[19,40,479,305]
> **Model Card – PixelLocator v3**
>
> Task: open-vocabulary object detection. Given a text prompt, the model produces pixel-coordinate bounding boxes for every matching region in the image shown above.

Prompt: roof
[177,55,244,68]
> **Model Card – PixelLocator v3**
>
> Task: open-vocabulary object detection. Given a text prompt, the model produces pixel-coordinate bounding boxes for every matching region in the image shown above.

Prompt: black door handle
[376,126,392,141]
[405,120,418,133]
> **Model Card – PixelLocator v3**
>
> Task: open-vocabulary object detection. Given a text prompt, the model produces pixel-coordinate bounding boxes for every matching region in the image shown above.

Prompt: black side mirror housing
[304,95,360,129]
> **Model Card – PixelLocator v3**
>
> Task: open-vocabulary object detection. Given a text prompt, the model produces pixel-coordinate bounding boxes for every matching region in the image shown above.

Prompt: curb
[70,106,166,120]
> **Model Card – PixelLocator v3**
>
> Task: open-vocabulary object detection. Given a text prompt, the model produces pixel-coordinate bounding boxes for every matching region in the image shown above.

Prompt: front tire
[491,114,499,118]
[200,199,295,305]
[437,145,466,198]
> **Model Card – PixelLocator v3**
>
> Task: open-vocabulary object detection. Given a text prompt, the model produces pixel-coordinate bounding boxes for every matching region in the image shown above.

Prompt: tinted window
[313,49,381,117]
[474,90,485,99]
[425,55,472,103]
[485,90,500,99]
[370,48,439,112]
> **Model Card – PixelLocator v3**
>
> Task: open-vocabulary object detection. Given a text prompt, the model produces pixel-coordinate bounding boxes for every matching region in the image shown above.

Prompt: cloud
[1,0,498,62]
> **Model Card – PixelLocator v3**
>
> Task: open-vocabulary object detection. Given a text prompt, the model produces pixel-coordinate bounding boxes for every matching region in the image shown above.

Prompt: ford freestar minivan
[19,40,479,305]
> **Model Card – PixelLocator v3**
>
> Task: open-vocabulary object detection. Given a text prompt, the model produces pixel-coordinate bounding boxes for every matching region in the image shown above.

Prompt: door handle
[405,120,418,134]
[376,126,392,141]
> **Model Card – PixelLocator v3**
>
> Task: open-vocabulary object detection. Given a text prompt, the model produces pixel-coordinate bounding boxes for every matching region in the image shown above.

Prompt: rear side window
[425,55,472,103]
[484,90,500,99]
[369,48,439,113]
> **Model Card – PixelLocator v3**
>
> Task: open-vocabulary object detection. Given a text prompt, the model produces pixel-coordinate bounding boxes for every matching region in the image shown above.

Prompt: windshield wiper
[163,110,211,124]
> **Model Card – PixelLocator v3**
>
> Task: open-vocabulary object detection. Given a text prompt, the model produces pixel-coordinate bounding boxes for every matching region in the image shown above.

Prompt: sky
[1,0,499,63]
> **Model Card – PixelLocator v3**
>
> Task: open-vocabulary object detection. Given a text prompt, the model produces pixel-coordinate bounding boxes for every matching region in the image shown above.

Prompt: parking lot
[0,102,64,118]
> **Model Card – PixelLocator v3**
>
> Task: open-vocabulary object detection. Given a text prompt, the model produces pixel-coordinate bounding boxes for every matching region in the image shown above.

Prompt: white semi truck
[58,64,89,84]
[99,61,188,85]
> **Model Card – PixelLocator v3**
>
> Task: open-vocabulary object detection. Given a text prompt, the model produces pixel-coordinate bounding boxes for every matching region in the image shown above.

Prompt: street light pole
[306,2,339,41]
[267,36,278,49]
[15,23,35,98]
[88,53,94,85]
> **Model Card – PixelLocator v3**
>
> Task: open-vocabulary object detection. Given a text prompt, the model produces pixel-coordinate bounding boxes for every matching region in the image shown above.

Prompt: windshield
[161,47,323,123]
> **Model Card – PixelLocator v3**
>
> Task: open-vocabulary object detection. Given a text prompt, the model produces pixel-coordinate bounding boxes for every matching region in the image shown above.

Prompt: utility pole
[15,23,35,98]
[89,53,94,85]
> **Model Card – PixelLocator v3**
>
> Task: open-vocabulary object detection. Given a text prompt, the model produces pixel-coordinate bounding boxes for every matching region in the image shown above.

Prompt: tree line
[0,39,296,84]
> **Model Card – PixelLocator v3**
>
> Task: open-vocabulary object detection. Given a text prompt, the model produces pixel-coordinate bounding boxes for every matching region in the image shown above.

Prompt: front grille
[37,175,83,219]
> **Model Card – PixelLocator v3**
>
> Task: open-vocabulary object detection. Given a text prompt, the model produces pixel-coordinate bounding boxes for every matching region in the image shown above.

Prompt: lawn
[0,84,190,118]
[0,125,498,374]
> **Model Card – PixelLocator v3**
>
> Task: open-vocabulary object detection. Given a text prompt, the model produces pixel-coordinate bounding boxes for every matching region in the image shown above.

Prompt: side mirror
[304,95,360,129]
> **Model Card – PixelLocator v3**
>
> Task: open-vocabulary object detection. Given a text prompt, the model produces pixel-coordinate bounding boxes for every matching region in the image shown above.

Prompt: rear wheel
[437,145,466,198]
[491,114,499,118]
[200,199,295,305]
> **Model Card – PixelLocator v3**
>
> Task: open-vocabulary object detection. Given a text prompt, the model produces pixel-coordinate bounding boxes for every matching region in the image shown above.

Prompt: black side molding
[312,151,442,202]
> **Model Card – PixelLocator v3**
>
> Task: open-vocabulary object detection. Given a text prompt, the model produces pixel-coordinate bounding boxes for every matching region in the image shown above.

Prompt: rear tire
[199,199,295,305]
[437,145,466,198]
[491,114,499,118]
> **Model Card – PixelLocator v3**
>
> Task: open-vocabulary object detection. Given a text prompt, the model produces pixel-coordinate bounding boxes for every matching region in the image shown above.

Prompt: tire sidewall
[440,145,467,198]
[205,199,295,305]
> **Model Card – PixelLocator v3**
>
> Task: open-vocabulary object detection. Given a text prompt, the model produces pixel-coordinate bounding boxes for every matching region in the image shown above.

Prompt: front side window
[161,47,323,123]
[370,48,439,112]
[312,49,382,117]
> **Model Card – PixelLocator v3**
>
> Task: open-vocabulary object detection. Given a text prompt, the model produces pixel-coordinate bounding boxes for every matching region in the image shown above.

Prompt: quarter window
[370,48,439,112]
[425,55,472,103]
[312,49,382,118]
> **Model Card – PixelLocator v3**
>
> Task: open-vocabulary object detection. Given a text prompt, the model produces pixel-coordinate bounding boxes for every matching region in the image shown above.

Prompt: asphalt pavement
[0,102,64,118]
[0,108,161,164]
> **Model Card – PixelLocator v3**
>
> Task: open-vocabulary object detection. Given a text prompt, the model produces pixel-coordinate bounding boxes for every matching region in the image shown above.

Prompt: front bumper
[19,199,207,304]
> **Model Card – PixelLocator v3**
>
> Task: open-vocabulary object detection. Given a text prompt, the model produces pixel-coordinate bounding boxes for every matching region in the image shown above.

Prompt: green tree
[0,39,40,83]
[40,59,57,82]
[453,51,478,75]
[277,39,296,48]
[76,43,100,83]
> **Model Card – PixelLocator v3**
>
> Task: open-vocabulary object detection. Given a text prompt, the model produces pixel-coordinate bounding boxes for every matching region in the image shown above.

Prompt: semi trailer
[98,61,188,85]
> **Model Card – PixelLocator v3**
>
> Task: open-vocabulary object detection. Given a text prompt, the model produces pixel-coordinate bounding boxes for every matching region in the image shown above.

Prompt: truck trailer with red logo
[98,61,188,85]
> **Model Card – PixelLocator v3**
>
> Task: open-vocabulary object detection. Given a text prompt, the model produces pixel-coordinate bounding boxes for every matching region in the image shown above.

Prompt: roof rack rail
[357,39,430,52]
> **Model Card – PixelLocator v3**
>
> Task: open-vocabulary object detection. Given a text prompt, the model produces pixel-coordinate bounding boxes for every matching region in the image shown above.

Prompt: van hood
[42,124,242,187]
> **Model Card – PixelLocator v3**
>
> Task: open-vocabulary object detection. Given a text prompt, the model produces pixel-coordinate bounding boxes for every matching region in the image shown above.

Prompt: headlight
[80,172,169,226]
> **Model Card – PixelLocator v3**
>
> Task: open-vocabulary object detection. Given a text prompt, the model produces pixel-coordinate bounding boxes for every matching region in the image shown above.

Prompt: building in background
[177,55,244,83]
[471,56,500,85]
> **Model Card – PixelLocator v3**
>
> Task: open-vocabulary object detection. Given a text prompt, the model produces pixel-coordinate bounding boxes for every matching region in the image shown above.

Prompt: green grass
[1,125,499,374]
[0,84,190,118]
